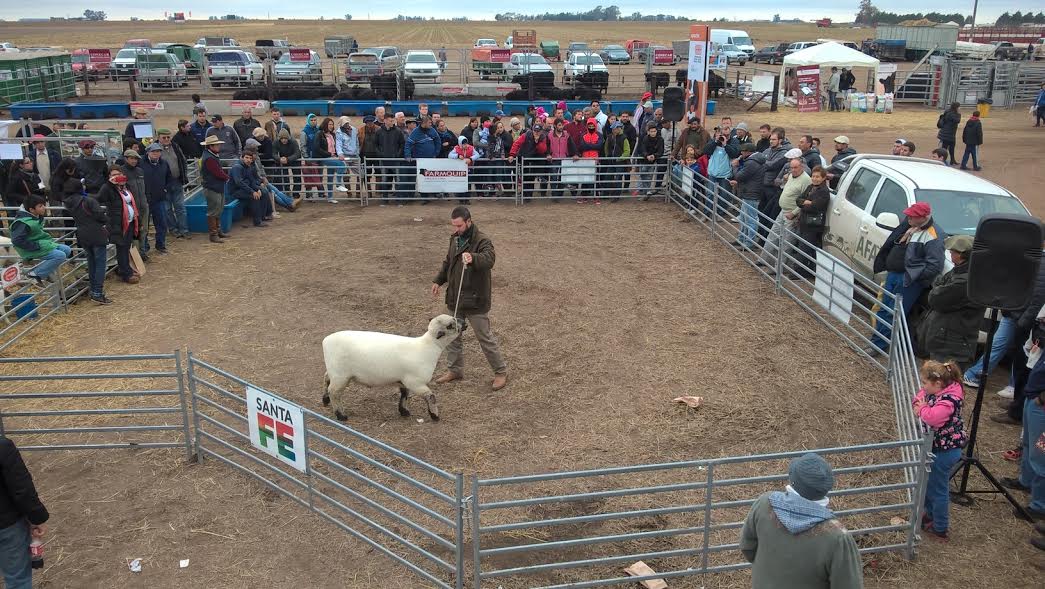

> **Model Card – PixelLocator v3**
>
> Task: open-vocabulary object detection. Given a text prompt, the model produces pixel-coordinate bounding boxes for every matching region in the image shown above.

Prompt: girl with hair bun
[914,359,968,541]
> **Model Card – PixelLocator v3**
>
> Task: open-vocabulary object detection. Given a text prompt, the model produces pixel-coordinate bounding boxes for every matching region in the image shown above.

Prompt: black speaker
[967,214,1043,310]
[662,86,686,122]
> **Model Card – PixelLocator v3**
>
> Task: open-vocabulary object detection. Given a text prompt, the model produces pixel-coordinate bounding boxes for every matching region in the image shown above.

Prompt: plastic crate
[184,187,242,234]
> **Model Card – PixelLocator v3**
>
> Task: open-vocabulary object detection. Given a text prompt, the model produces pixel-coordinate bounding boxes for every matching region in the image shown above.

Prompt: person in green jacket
[9,194,71,284]
[740,453,864,589]
[920,235,984,366]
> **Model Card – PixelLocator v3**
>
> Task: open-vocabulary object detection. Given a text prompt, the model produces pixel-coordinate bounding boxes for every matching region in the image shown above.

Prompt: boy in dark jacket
[11,194,71,284]
[0,436,49,588]
[64,187,111,304]
[960,110,983,172]
[228,150,270,227]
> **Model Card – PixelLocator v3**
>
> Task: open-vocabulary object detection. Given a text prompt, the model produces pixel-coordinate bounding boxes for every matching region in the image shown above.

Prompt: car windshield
[116,49,137,59]
[732,36,752,46]
[576,55,602,65]
[72,55,90,63]
[761,46,775,51]
[571,43,588,50]
[408,54,436,63]
[209,53,242,63]
[349,54,377,64]
[915,189,1029,234]
[361,49,382,57]
[519,55,546,64]
[723,44,739,51]
[277,54,311,64]
[604,45,624,50]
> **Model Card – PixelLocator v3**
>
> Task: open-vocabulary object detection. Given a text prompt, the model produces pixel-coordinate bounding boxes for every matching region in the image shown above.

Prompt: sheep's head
[0,236,14,268]
[428,314,464,344]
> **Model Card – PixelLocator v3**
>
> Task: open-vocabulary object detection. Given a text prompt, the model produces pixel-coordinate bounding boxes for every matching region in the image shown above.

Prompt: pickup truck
[991,41,1027,60]
[822,154,1031,280]
[563,52,607,81]
[360,46,402,68]
[72,48,111,79]
[471,47,511,80]
[504,53,552,77]
[206,50,264,87]
[194,37,240,53]
[345,52,383,82]
[255,39,290,60]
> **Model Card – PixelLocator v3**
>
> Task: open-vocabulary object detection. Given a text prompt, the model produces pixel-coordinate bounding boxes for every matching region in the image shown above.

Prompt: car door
[857,177,909,273]
[824,166,883,274]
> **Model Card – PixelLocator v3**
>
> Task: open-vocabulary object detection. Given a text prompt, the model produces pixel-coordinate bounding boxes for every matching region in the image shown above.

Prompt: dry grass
[0,20,869,54]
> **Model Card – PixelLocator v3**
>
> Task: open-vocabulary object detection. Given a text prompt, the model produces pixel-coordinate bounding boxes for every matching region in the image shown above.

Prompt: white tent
[781,41,881,71]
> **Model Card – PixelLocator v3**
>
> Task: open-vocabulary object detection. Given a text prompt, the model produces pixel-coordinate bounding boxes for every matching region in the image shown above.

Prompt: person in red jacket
[546,118,579,202]
[576,118,604,203]
[509,124,551,202]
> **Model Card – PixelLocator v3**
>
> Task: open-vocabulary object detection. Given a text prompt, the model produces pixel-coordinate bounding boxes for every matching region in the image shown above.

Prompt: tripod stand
[950,308,1034,521]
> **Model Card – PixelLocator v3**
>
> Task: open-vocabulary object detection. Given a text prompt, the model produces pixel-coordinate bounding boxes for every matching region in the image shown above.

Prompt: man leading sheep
[431,207,508,392]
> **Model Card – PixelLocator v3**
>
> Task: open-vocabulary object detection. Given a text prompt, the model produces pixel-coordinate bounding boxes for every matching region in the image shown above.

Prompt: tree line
[493,5,688,22]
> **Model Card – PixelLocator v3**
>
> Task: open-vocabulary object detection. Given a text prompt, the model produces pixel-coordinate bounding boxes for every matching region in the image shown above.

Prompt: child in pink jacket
[913,360,968,540]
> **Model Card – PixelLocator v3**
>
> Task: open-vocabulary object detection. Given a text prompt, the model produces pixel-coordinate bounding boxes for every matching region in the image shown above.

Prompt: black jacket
[29,147,60,179]
[921,261,984,363]
[734,153,765,201]
[936,109,961,142]
[802,148,823,171]
[173,130,202,159]
[635,133,664,160]
[97,183,138,245]
[313,130,335,159]
[962,118,983,147]
[1016,260,1045,332]
[3,169,44,208]
[873,218,946,287]
[797,182,831,234]
[0,436,49,530]
[76,155,109,194]
[274,137,302,164]
[375,126,405,159]
[63,192,109,247]
[141,157,174,204]
[603,132,630,159]
[831,146,857,164]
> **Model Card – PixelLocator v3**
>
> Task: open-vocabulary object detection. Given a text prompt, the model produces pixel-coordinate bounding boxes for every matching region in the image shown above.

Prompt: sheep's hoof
[398,404,411,417]
[322,394,330,407]
[426,398,440,422]
[334,410,348,422]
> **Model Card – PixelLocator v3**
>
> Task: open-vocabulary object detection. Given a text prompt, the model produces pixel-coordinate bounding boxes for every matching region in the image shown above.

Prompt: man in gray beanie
[739,453,863,588]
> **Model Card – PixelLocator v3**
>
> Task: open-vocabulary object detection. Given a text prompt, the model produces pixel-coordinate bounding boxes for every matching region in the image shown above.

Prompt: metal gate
[1014,62,1045,104]
[942,60,994,107]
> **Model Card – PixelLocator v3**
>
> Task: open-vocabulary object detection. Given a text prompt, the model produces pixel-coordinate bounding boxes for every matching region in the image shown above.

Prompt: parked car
[403,50,441,82]
[752,43,788,64]
[0,42,20,53]
[135,52,187,89]
[715,43,748,65]
[155,43,203,76]
[274,50,323,83]
[345,52,383,82]
[206,50,264,87]
[785,41,819,55]
[111,47,146,81]
[505,53,552,77]
[71,48,111,79]
[566,42,589,60]
[361,46,402,68]
[255,39,291,60]
[563,52,607,80]
[598,45,631,64]
[324,36,357,58]
[823,155,1030,280]
[474,39,498,48]
[194,37,240,53]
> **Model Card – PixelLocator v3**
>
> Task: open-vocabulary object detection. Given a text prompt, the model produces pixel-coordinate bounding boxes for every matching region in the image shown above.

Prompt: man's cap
[252,127,267,139]
[740,142,757,153]
[610,121,623,129]
[211,114,223,121]
[789,453,835,501]
[494,109,505,116]
[641,91,653,100]
[532,123,543,132]
[894,138,908,145]
[78,140,96,148]
[736,122,749,132]
[833,135,850,144]
[642,101,653,108]
[363,115,377,124]
[945,234,974,254]
[337,115,351,127]
[784,148,804,159]
[146,143,163,153]
[122,149,140,158]
[200,135,224,146]
[156,127,172,135]
[903,201,931,217]
[244,138,261,149]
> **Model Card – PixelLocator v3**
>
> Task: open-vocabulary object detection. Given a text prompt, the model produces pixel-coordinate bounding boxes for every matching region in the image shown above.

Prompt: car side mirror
[875,212,900,230]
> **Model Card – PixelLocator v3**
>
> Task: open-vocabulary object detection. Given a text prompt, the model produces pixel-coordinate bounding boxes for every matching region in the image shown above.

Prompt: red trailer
[816,18,832,28]
[958,26,1044,45]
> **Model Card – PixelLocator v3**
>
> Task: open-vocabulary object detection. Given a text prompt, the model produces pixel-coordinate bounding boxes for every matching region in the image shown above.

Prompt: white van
[710,29,755,56]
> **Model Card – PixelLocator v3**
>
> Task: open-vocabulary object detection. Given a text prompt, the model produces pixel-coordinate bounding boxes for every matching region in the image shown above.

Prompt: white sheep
[321,314,465,422]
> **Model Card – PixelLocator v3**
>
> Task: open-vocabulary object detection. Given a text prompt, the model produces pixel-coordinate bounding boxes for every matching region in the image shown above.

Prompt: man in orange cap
[869,201,945,353]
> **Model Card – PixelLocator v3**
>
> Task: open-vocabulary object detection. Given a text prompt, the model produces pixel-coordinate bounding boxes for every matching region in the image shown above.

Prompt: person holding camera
[0,435,50,588]
[703,127,739,216]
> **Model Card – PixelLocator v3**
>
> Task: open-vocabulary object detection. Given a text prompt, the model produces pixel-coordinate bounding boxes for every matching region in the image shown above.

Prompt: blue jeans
[166,183,188,235]
[1020,397,1045,512]
[704,176,732,217]
[828,91,838,110]
[150,201,169,251]
[26,244,71,280]
[322,158,346,197]
[265,184,294,209]
[963,315,1016,386]
[871,271,924,352]
[960,145,979,169]
[84,244,107,297]
[0,520,32,589]
[738,199,759,248]
[923,447,961,533]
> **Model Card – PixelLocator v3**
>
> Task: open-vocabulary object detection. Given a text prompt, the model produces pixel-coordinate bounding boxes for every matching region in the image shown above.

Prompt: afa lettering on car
[854,234,880,263]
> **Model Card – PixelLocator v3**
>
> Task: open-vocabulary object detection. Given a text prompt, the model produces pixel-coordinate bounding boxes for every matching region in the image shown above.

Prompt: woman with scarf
[96,166,140,284]
[312,117,348,203]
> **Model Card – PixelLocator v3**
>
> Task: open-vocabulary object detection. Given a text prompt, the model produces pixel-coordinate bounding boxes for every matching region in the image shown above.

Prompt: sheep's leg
[326,375,351,421]
[410,384,439,422]
[397,386,411,417]
[322,372,331,406]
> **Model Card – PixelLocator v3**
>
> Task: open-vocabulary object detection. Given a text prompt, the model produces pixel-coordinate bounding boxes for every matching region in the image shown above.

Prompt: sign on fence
[687,25,710,83]
[416,158,468,193]
[797,66,822,113]
[246,386,307,472]
[1,264,21,290]
[560,159,597,184]
[812,253,855,325]
[129,101,164,111]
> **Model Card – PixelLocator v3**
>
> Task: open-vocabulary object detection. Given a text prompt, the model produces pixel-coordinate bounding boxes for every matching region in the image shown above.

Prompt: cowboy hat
[200,135,225,146]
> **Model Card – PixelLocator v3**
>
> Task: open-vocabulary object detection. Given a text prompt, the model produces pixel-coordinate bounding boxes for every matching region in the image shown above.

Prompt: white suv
[403,50,440,82]
[563,52,607,80]
[823,155,1031,279]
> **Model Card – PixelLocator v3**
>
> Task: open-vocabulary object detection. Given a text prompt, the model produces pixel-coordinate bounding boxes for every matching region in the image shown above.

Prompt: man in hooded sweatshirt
[299,113,320,158]
[740,453,863,589]
[576,118,604,203]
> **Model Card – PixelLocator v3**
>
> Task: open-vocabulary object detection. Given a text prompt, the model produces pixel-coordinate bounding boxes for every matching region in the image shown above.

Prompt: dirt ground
[3,198,1042,587]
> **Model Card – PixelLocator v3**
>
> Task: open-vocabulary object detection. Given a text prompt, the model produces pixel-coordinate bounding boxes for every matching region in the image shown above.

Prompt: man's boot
[217,218,231,239]
[208,218,223,243]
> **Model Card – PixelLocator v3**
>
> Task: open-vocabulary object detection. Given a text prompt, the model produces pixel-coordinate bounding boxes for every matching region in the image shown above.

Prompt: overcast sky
[1,1,1029,23]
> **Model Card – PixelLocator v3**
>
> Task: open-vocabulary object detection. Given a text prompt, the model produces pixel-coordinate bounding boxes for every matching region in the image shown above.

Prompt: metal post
[907,433,934,559]
[0,411,5,437]
[185,352,204,463]
[302,412,315,510]
[470,477,482,589]
[770,75,779,112]
[700,462,714,573]
[709,181,718,237]
[455,473,465,589]
[773,221,785,293]
[174,350,193,462]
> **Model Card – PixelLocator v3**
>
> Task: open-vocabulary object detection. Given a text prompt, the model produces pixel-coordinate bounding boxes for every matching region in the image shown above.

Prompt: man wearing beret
[870,201,946,354]
[740,453,863,588]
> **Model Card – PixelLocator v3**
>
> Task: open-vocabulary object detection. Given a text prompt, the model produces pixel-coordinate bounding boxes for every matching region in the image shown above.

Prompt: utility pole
[970,0,978,30]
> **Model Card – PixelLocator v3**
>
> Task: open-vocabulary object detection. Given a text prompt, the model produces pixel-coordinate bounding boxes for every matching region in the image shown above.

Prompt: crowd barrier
[0,167,932,587]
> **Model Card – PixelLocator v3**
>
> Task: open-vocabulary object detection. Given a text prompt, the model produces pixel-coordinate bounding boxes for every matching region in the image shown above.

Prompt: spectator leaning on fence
[119,149,150,260]
[244,138,299,215]
[156,128,191,240]
[634,123,664,201]
[229,149,271,228]
[199,135,230,244]
[375,114,406,204]
[729,143,764,250]
[576,119,604,204]
[406,116,441,204]
[759,129,792,224]
[335,117,360,195]
[141,143,174,256]
[870,201,945,354]
[548,118,578,202]
[0,435,50,589]
[759,158,810,270]
[793,166,831,277]
[75,140,108,197]
[313,117,347,204]
[11,194,71,285]
[739,453,863,589]
[299,113,320,158]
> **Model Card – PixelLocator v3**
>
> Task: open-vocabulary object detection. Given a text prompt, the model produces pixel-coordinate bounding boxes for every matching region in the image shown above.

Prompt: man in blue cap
[740,453,863,588]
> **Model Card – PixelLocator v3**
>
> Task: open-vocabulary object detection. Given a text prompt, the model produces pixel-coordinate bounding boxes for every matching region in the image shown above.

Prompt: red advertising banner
[796,66,821,113]
[653,48,675,65]
[289,47,312,62]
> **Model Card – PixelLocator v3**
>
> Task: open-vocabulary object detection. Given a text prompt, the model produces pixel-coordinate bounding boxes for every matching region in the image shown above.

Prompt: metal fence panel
[0,353,191,456]
[186,354,466,589]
